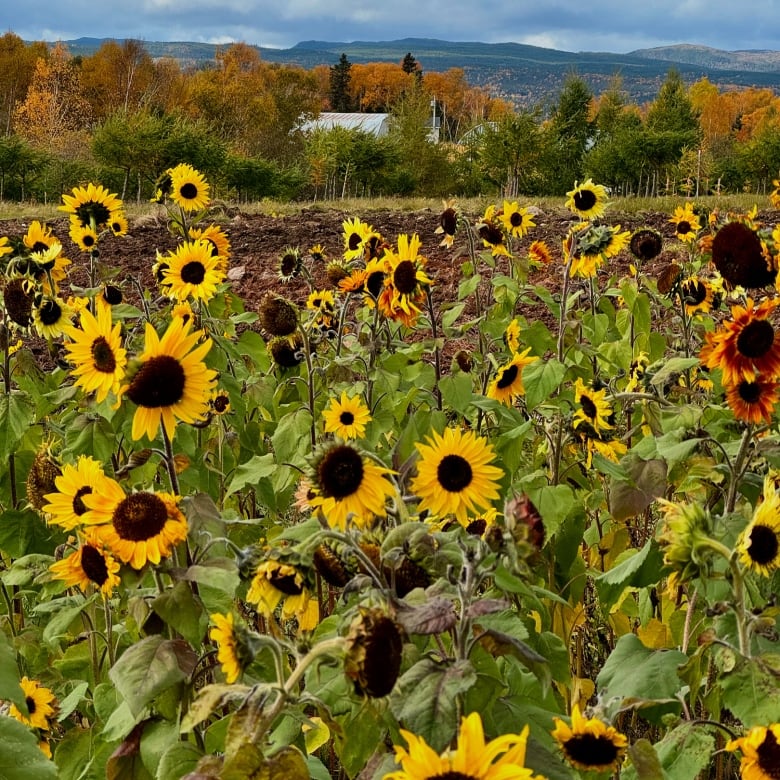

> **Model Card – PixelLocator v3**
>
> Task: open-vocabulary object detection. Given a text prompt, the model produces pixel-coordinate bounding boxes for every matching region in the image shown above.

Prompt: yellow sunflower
[322,391,372,439]
[189,224,231,269]
[726,723,780,780]
[62,302,127,403]
[309,442,396,530]
[528,239,553,265]
[108,213,128,237]
[551,704,628,773]
[84,478,189,569]
[499,200,536,238]
[306,289,336,327]
[409,427,503,525]
[160,240,226,303]
[377,233,433,327]
[679,276,714,316]
[169,163,210,212]
[487,348,537,405]
[308,243,327,262]
[435,198,459,248]
[69,222,99,253]
[669,203,701,242]
[503,318,522,354]
[59,182,123,230]
[32,295,74,339]
[246,560,319,632]
[49,530,121,597]
[572,378,614,435]
[23,220,58,254]
[43,455,109,531]
[8,677,57,731]
[121,316,217,441]
[209,612,245,683]
[565,179,609,219]
[738,482,780,577]
[725,377,780,425]
[476,204,510,257]
[386,711,538,780]
[211,389,231,416]
[342,217,373,261]
[0,236,10,258]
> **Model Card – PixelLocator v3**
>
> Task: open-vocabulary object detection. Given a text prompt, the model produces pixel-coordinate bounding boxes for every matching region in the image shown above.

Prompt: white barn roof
[301,112,391,136]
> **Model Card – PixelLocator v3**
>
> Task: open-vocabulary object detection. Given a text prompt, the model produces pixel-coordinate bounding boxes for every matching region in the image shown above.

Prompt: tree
[329,54,353,112]
[0,33,46,136]
[350,62,415,112]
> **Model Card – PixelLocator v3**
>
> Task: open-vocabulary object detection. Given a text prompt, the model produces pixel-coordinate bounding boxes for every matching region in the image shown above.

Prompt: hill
[59,36,780,106]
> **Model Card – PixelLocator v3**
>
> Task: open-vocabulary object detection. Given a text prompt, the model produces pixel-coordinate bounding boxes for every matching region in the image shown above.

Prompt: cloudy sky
[6,0,780,54]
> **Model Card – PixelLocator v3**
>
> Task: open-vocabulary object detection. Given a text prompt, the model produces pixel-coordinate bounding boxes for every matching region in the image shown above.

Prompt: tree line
[1,31,780,202]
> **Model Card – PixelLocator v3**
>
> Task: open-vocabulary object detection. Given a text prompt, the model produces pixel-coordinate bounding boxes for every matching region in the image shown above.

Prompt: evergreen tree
[401,52,423,82]
[329,53,353,112]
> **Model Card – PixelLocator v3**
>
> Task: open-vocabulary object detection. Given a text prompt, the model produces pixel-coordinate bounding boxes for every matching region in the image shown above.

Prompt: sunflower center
[31,241,49,253]
[39,299,62,325]
[104,285,123,305]
[757,729,780,778]
[72,486,92,516]
[91,336,117,373]
[496,364,519,389]
[574,190,597,211]
[510,211,523,227]
[75,202,110,226]
[580,393,598,420]
[112,493,168,542]
[479,224,503,245]
[676,220,691,234]
[347,232,362,252]
[81,233,96,247]
[25,696,36,715]
[214,394,230,413]
[339,411,355,426]
[393,260,418,295]
[268,568,304,596]
[181,261,206,284]
[179,183,198,200]
[440,208,457,235]
[738,381,762,404]
[737,319,775,359]
[684,281,707,305]
[126,355,186,408]
[437,454,473,493]
[318,445,365,499]
[367,271,385,298]
[747,523,780,566]
[81,544,109,586]
[466,518,487,536]
[563,733,621,768]
[428,773,476,780]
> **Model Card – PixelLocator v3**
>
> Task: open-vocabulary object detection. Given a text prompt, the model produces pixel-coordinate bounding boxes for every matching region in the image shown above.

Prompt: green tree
[329,54,353,112]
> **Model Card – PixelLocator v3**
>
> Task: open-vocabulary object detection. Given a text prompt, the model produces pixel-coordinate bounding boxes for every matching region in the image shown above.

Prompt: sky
[5,0,780,55]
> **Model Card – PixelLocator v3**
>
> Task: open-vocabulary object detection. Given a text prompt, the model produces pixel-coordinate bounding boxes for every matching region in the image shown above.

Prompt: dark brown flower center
[39,299,62,326]
[260,295,298,337]
[757,729,780,777]
[213,394,230,413]
[574,189,597,211]
[25,696,36,715]
[630,230,663,261]
[268,567,304,596]
[75,201,110,227]
[737,319,775,359]
[429,773,476,780]
[479,223,504,245]
[440,208,457,235]
[366,271,385,298]
[181,261,206,284]
[347,232,362,252]
[126,355,186,408]
[496,364,519,389]
[676,220,691,235]
[563,733,621,768]
[580,393,598,420]
[682,280,707,305]
[509,211,523,227]
[81,233,96,247]
[318,445,364,499]
[339,411,355,426]
[280,253,299,276]
[91,336,117,373]
[103,285,123,305]
[179,182,198,200]
[747,523,780,566]
[81,544,109,585]
[72,486,92,516]
[393,260,419,294]
[31,241,49,253]
[437,454,473,493]
[357,614,403,697]
[738,381,762,404]
[466,518,487,536]
[112,493,168,541]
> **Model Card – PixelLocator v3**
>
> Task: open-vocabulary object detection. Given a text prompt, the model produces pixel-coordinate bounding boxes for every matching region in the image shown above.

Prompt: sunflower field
[0,168,779,780]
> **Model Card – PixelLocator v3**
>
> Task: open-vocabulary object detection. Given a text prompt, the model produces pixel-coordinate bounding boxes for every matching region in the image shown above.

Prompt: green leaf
[225,453,277,496]
[441,301,466,333]
[57,681,90,722]
[653,722,715,779]
[608,455,667,522]
[623,739,665,780]
[156,741,204,780]
[152,581,208,648]
[522,358,565,408]
[0,715,58,779]
[0,635,24,711]
[0,509,60,558]
[438,372,474,415]
[595,539,665,610]
[718,653,780,726]
[109,636,197,717]
[66,415,117,463]
[53,726,114,780]
[0,393,35,461]
[647,357,700,391]
[139,719,179,777]
[271,409,313,466]
[526,483,576,538]
[38,597,94,648]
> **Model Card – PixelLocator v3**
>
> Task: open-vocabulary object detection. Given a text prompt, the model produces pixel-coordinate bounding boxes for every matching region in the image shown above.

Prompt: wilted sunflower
[342,217,373,261]
[377,233,432,327]
[49,530,121,597]
[121,316,217,441]
[268,333,304,369]
[656,498,715,585]
[344,607,404,698]
[168,163,210,212]
[572,378,614,435]
[699,297,780,386]
[551,705,628,773]
[63,302,127,403]
[209,612,252,684]
[528,239,553,265]
[85,478,189,569]
[246,560,319,632]
[32,295,74,339]
[499,200,536,238]
[386,711,537,780]
[322,391,372,439]
[725,377,780,425]
[738,482,780,577]
[435,198,459,248]
[669,204,701,242]
[726,722,780,780]
[9,677,57,731]
[410,427,503,525]
[161,239,226,303]
[487,348,537,406]
[26,447,61,511]
[565,179,609,219]
[629,227,663,262]
[258,292,299,337]
[59,182,123,230]
[656,261,683,296]
[309,442,396,530]
[43,455,109,531]
[189,224,231,268]
[2,276,34,327]
[713,220,776,289]
[679,276,714,316]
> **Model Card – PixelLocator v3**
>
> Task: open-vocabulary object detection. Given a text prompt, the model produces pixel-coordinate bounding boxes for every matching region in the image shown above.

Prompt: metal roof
[300,112,391,136]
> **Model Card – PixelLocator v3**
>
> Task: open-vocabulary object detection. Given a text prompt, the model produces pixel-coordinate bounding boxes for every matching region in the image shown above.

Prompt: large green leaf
[0,715,58,779]
[225,453,277,496]
[595,539,665,610]
[0,509,60,558]
[0,635,25,710]
[0,393,35,461]
[717,652,780,726]
[609,455,667,522]
[523,358,566,408]
[152,580,208,648]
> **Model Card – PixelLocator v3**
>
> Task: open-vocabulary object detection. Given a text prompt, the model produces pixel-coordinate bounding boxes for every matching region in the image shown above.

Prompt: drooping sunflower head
[322,391,372,440]
[102,284,124,306]
[656,498,715,585]
[551,705,628,773]
[528,239,553,265]
[312,540,357,587]
[327,260,349,286]
[656,260,683,296]
[629,227,664,262]
[59,182,124,230]
[572,377,614,435]
[26,447,62,511]
[565,179,610,219]
[344,607,404,698]
[738,484,780,577]
[713,220,776,289]
[258,292,299,338]
[209,612,256,684]
[278,246,303,282]
[2,276,34,328]
[726,723,780,780]
[8,677,57,732]
[452,349,474,373]
[168,163,210,212]
[268,333,304,369]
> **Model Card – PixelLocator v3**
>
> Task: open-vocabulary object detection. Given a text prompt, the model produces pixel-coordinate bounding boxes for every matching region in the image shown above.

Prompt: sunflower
[669,204,701,242]
[268,333,304,369]
[8,677,57,731]
[364,257,387,300]
[725,377,780,425]
[168,163,210,212]
[528,239,553,265]
[713,220,776,289]
[160,240,226,303]
[476,205,510,257]
[386,711,538,780]
[377,234,432,326]
[189,224,231,269]
[49,530,121,597]
[308,243,327,262]
[102,284,123,306]
[551,704,628,773]
[59,182,123,230]
[726,723,780,780]
[0,236,10,258]
[737,482,780,577]
[23,220,58,254]
[344,607,404,698]
[63,302,127,403]
[656,261,683,295]
[211,389,231,416]
[487,348,537,405]
[572,378,614,435]
[209,612,246,684]
[699,298,780,386]
[322,391,372,439]
[2,276,33,327]
[435,199,459,248]
[629,227,663,262]
[656,499,715,585]
[342,217,373,261]
[338,268,367,294]
[68,222,99,252]
[121,316,216,441]
[258,292,299,338]
[308,442,396,530]
[32,295,74,339]
[84,478,189,569]
[499,200,536,238]
[108,213,128,237]
[43,455,109,531]
[565,179,609,219]
[246,560,319,632]
[569,224,631,278]
[679,276,714,316]
[306,289,336,328]
[278,246,303,281]
[410,427,503,525]
[26,448,61,511]
[504,318,522,354]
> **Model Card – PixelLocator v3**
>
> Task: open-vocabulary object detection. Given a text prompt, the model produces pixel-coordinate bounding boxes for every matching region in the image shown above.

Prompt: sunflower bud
[656,499,718,584]
[344,607,404,698]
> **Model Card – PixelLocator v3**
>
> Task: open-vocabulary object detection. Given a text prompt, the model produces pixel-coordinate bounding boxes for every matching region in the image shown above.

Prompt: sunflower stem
[724,425,753,515]
[103,597,116,668]
[728,554,751,657]
[297,324,318,449]
[425,288,442,411]
[161,424,180,496]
